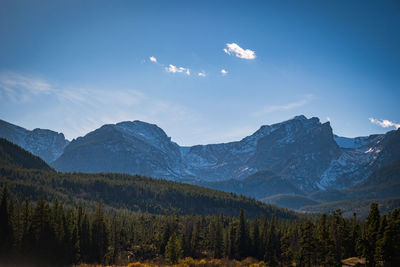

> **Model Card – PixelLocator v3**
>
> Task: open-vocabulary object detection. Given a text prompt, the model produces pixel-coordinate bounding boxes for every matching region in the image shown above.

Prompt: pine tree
[376,210,400,267]
[316,214,336,266]
[190,219,201,258]
[251,216,260,259]
[297,220,316,267]
[77,206,91,263]
[264,215,279,267]
[365,203,380,267]
[91,202,108,263]
[236,209,248,259]
[164,232,183,264]
[214,215,224,258]
[0,185,13,256]
[280,230,293,267]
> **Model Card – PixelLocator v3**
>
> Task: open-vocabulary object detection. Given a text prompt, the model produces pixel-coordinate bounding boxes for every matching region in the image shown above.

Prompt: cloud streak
[253,95,314,116]
[224,43,256,60]
[369,118,400,129]
[0,72,52,102]
[0,72,201,140]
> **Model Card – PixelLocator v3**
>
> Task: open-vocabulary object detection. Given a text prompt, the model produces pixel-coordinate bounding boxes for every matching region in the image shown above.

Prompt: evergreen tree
[91,202,108,263]
[164,232,183,264]
[365,203,380,267]
[0,185,13,255]
[213,215,223,258]
[297,221,316,267]
[264,215,279,267]
[251,216,260,259]
[236,209,248,259]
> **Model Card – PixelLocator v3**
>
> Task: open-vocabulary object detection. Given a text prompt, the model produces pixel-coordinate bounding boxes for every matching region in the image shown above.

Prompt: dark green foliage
[297,220,316,267]
[164,232,183,264]
[0,138,52,171]
[0,189,399,266]
[0,164,295,219]
[365,203,380,267]
[0,142,399,266]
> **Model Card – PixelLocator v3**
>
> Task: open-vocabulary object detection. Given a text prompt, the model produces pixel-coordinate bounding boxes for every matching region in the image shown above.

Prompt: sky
[0,0,399,145]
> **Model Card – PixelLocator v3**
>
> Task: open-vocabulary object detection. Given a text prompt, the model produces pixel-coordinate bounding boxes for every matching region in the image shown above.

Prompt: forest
[1,184,399,266]
[1,139,400,266]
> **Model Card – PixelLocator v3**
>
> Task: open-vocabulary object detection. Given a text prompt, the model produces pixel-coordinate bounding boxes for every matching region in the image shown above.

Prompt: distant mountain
[52,121,185,178]
[2,116,400,197]
[318,129,400,189]
[297,161,400,215]
[51,115,342,191]
[0,140,295,219]
[261,194,320,210]
[0,138,52,171]
[0,119,69,162]
[196,170,304,199]
[300,198,400,219]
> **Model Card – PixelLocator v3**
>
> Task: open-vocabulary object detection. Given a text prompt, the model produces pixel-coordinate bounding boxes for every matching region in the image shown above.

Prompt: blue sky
[0,0,399,145]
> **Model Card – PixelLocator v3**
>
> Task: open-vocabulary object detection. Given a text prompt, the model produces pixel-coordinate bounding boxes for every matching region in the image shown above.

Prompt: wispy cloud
[166,64,190,75]
[224,43,256,60]
[149,56,157,63]
[221,69,228,75]
[253,95,314,116]
[0,72,52,102]
[0,72,201,140]
[369,118,400,129]
[198,71,206,77]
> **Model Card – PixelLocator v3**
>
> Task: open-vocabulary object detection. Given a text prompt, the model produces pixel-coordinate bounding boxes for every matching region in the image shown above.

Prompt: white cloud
[149,56,157,63]
[223,43,256,60]
[253,95,314,116]
[369,118,400,129]
[166,64,190,75]
[327,117,331,121]
[198,71,206,77]
[221,69,228,75]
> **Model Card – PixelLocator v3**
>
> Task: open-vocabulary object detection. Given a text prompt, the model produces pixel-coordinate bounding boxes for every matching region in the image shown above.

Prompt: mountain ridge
[1,116,399,196]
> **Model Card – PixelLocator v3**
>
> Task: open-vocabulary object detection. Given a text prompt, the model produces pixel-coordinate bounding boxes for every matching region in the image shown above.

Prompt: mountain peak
[293,115,307,120]
[114,120,170,142]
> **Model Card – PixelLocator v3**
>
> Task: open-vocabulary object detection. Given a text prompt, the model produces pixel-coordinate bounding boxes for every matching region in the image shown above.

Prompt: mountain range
[1,115,399,213]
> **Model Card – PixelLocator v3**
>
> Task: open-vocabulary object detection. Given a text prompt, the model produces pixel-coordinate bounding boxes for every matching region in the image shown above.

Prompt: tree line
[0,186,399,266]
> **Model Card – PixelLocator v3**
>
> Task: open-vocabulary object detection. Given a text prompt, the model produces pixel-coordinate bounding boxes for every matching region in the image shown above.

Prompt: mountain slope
[196,170,304,199]
[3,116,400,195]
[319,129,400,189]
[52,121,185,178]
[0,140,295,218]
[311,160,400,202]
[0,119,69,162]
[0,138,52,171]
[52,116,345,191]
[261,194,320,210]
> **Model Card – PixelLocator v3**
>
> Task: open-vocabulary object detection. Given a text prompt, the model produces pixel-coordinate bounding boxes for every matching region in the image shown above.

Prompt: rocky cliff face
[50,116,344,191]
[0,120,69,162]
[2,116,399,194]
[52,121,185,178]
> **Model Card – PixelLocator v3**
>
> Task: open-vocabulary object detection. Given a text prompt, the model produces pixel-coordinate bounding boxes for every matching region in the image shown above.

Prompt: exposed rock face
[51,116,342,191]
[0,119,69,163]
[3,116,399,194]
[52,121,185,178]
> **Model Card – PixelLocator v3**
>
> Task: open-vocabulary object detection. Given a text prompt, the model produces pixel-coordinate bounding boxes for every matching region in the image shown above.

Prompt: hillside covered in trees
[1,187,400,266]
[0,138,294,219]
[0,140,399,266]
